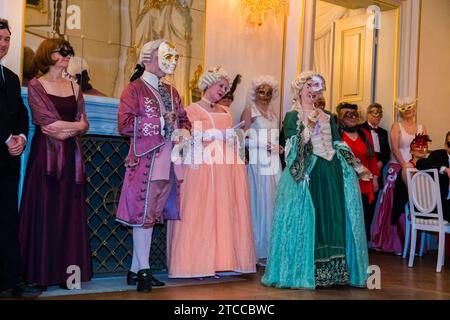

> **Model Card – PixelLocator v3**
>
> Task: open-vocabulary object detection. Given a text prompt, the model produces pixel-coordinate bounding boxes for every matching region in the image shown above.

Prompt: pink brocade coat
[115,79,190,227]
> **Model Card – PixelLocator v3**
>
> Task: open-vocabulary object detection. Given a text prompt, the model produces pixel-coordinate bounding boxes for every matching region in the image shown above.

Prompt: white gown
[247,104,281,260]
[391,123,423,163]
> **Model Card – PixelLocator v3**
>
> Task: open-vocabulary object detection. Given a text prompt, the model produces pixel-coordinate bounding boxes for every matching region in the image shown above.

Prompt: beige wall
[417,0,450,150]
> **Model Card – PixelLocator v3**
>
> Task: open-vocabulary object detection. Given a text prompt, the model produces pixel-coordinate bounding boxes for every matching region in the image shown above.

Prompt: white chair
[406,168,450,272]
[403,204,428,259]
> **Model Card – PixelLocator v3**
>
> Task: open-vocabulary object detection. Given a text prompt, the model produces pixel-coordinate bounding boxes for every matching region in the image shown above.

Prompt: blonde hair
[291,71,325,103]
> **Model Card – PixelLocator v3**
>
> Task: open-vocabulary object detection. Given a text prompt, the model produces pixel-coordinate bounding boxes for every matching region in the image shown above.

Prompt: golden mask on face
[368,109,383,118]
[395,99,417,113]
[256,85,273,99]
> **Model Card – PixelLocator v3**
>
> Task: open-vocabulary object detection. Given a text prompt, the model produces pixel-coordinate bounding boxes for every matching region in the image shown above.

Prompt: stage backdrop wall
[203,0,285,125]
[417,0,450,149]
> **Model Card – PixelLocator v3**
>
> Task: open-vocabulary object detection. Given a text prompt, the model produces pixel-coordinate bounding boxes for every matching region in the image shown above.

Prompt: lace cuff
[338,148,373,181]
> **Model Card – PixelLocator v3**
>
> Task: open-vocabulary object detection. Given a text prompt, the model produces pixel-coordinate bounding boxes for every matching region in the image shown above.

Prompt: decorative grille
[83,135,167,275]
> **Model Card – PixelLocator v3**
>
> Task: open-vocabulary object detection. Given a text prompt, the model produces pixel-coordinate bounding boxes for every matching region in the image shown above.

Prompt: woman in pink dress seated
[167,66,256,278]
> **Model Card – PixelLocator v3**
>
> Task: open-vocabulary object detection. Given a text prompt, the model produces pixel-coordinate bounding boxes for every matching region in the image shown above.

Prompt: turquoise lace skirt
[261,152,369,289]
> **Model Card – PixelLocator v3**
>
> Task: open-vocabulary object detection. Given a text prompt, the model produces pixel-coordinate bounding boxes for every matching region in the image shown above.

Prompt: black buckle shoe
[151,275,165,287]
[127,271,138,286]
[128,271,165,287]
[137,269,152,292]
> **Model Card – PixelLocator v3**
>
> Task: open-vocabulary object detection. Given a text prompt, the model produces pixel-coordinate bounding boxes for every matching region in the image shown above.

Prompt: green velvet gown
[262,110,369,288]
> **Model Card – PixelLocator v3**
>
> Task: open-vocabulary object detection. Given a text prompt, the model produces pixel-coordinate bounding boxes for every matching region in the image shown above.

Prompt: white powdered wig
[198,66,230,91]
[139,39,165,66]
[247,75,279,104]
[395,97,417,108]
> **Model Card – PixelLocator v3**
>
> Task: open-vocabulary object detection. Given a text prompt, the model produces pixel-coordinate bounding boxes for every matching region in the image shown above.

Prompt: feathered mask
[222,74,242,100]
[410,133,432,151]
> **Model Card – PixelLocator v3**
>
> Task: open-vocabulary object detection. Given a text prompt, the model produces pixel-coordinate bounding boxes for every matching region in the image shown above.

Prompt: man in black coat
[360,103,391,174]
[416,131,450,221]
[360,103,391,239]
[0,18,40,298]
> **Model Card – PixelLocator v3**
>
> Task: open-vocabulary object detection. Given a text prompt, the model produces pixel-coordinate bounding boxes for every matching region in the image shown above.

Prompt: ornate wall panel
[83,135,167,275]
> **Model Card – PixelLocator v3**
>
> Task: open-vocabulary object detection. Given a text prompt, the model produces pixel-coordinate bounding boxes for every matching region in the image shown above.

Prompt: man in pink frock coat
[116,39,190,292]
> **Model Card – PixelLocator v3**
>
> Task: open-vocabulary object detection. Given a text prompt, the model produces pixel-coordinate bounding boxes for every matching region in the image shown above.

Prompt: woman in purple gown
[18,38,92,289]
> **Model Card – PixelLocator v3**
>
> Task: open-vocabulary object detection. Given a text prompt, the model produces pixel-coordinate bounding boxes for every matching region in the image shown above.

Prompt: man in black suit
[361,103,391,174]
[0,18,40,298]
[360,103,391,239]
[416,131,450,221]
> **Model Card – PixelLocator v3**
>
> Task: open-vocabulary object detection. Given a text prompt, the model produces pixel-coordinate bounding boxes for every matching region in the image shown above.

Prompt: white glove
[224,129,237,141]
[202,130,214,142]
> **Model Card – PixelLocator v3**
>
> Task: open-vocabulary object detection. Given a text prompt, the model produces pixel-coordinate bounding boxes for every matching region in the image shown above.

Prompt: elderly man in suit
[360,103,391,239]
[361,103,391,174]
[0,18,40,298]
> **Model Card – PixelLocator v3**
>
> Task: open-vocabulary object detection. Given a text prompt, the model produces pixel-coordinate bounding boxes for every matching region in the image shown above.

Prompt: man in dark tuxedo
[0,18,40,298]
[361,103,391,174]
[416,131,450,221]
[360,103,391,239]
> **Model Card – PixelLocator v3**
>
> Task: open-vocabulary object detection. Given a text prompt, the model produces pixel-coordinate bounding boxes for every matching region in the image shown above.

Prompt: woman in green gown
[261,71,369,289]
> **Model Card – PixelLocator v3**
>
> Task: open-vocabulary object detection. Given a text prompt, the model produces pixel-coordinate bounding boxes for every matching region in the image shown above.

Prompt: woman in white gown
[241,76,283,265]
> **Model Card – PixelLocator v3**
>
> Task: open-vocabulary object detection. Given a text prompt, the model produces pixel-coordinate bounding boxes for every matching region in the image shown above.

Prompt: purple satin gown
[19,94,93,286]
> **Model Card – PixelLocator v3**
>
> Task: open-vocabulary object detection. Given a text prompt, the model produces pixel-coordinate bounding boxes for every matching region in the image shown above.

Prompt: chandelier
[239,0,290,27]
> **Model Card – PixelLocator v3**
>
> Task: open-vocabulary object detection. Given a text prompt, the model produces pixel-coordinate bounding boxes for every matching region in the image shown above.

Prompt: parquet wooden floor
[43,252,450,300]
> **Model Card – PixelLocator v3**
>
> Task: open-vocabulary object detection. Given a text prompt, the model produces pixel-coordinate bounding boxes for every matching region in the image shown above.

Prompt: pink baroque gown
[167,103,256,278]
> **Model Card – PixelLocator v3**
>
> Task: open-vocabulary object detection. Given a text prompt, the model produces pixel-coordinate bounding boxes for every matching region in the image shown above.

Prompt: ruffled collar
[141,71,159,89]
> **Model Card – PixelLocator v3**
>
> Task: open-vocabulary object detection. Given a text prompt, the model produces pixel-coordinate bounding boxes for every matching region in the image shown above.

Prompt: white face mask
[310,75,325,93]
[158,41,179,75]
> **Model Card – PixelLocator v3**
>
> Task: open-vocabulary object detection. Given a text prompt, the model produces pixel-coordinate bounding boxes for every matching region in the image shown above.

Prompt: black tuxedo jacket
[0,66,29,177]
[416,149,450,219]
[360,121,390,168]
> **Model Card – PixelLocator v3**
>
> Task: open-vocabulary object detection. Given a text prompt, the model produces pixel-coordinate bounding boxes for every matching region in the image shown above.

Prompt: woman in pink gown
[167,67,256,278]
